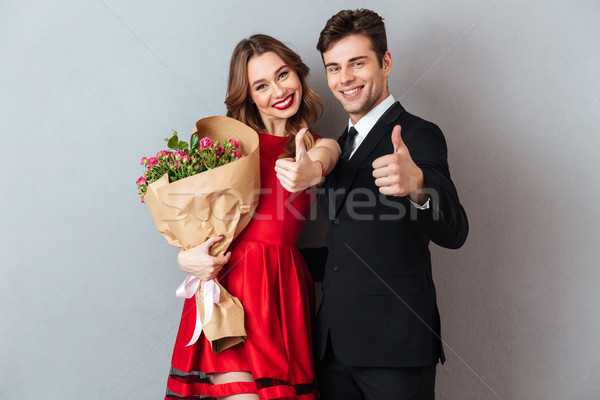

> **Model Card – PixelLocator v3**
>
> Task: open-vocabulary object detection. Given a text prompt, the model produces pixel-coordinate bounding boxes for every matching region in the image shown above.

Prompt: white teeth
[342,88,360,95]
[274,95,292,107]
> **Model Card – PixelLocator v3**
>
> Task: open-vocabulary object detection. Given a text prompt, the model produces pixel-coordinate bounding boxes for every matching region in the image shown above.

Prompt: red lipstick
[272,94,295,110]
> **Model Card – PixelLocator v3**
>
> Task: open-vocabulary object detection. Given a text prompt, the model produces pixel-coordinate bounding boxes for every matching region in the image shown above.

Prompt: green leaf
[165,130,180,150]
[190,133,199,150]
[167,135,179,150]
[178,141,189,151]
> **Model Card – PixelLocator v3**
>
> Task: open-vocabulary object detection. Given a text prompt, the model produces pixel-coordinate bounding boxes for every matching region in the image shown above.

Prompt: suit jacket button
[332,265,340,272]
[333,218,340,225]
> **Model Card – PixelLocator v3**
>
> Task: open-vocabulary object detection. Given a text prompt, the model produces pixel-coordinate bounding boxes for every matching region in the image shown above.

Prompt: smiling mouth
[340,86,363,97]
[272,94,294,110]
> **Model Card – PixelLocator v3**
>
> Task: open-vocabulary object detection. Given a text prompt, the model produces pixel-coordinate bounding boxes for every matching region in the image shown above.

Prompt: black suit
[315,101,468,374]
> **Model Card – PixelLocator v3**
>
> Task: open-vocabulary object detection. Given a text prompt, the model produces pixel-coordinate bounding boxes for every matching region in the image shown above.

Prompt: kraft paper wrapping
[144,116,260,353]
[198,280,247,353]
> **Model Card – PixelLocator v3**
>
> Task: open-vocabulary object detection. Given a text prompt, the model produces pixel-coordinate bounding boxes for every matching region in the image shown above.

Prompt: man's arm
[404,123,469,249]
[372,123,468,249]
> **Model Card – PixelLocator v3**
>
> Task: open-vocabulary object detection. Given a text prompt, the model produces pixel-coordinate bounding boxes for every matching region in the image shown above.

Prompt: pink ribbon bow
[176,274,221,346]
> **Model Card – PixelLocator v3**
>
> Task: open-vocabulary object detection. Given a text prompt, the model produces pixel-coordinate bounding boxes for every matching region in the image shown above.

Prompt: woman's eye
[256,84,267,90]
[278,71,288,80]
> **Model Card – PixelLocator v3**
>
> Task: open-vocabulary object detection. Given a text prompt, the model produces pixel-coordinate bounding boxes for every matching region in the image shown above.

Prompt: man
[314,9,469,399]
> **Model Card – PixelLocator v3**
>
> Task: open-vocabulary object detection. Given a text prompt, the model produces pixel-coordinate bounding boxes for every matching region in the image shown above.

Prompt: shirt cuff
[409,197,431,210]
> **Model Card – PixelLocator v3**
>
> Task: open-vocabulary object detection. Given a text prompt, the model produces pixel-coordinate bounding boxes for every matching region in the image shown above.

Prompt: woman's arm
[274,128,341,193]
[308,137,341,175]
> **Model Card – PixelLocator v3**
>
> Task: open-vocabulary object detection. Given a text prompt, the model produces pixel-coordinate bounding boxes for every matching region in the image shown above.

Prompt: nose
[272,82,285,98]
[340,68,354,85]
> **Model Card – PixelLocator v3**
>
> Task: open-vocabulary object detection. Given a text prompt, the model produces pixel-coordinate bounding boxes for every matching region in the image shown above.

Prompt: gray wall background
[1,0,599,399]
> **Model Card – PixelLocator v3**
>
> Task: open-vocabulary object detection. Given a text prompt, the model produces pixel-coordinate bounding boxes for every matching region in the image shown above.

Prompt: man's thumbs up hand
[275,128,323,193]
[372,125,428,204]
[391,124,405,153]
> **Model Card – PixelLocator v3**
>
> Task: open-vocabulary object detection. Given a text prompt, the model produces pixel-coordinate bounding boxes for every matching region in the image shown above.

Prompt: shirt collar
[348,94,396,136]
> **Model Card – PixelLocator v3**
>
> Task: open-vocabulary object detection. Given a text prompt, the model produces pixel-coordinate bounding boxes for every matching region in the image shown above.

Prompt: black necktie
[341,126,358,161]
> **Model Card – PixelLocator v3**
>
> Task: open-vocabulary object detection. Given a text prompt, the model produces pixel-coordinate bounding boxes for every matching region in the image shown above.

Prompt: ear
[382,51,392,77]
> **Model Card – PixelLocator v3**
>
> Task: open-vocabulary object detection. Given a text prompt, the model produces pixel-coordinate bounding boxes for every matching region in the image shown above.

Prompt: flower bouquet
[138,116,260,352]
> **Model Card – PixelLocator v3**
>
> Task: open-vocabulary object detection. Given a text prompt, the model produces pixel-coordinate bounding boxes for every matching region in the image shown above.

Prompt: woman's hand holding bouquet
[177,235,231,281]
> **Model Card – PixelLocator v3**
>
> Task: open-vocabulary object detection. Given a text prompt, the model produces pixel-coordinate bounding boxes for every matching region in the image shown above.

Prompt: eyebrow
[324,55,367,68]
[251,65,288,87]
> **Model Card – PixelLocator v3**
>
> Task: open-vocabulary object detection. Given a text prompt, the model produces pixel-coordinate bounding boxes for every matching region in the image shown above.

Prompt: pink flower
[174,151,185,159]
[147,157,158,166]
[198,137,213,149]
[136,176,147,185]
[157,150,171,158]
[234,151,242,159]
[228,138,240,149]
[141,197,145,203]
[216,145,224,155]
[181,155,190,162]
[140,157,148,165]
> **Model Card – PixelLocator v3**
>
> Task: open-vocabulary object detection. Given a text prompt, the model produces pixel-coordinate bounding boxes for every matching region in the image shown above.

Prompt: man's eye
[352,62,363,67]
[328,67,339,73]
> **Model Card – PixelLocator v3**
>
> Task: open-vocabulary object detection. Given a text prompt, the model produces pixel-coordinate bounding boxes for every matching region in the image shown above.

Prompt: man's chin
[341,104,366,117]
[337,99,359,112]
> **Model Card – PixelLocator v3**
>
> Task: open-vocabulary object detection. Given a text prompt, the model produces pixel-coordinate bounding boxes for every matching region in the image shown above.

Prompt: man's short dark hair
[317,9,388,66]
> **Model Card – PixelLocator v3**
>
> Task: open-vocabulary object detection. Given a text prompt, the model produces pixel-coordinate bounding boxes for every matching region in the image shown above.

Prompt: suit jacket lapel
[333,102,405,215]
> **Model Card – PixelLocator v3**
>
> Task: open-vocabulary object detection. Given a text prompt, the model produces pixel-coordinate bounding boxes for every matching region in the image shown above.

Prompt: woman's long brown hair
[225,34,323,157]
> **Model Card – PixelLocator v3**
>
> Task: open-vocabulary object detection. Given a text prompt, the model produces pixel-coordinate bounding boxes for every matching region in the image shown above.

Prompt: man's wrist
[409,195,431,210]
[410,192,430,206]
[408,168,427,205]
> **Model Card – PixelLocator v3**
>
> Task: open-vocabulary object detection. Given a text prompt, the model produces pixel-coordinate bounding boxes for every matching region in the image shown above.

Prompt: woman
[165,34,340,400]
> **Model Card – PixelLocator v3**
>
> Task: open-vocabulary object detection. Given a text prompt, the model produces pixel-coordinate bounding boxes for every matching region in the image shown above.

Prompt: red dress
[166,132,316,400]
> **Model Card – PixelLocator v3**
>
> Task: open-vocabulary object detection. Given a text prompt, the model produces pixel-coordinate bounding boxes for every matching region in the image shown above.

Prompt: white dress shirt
[347,95,396,159]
